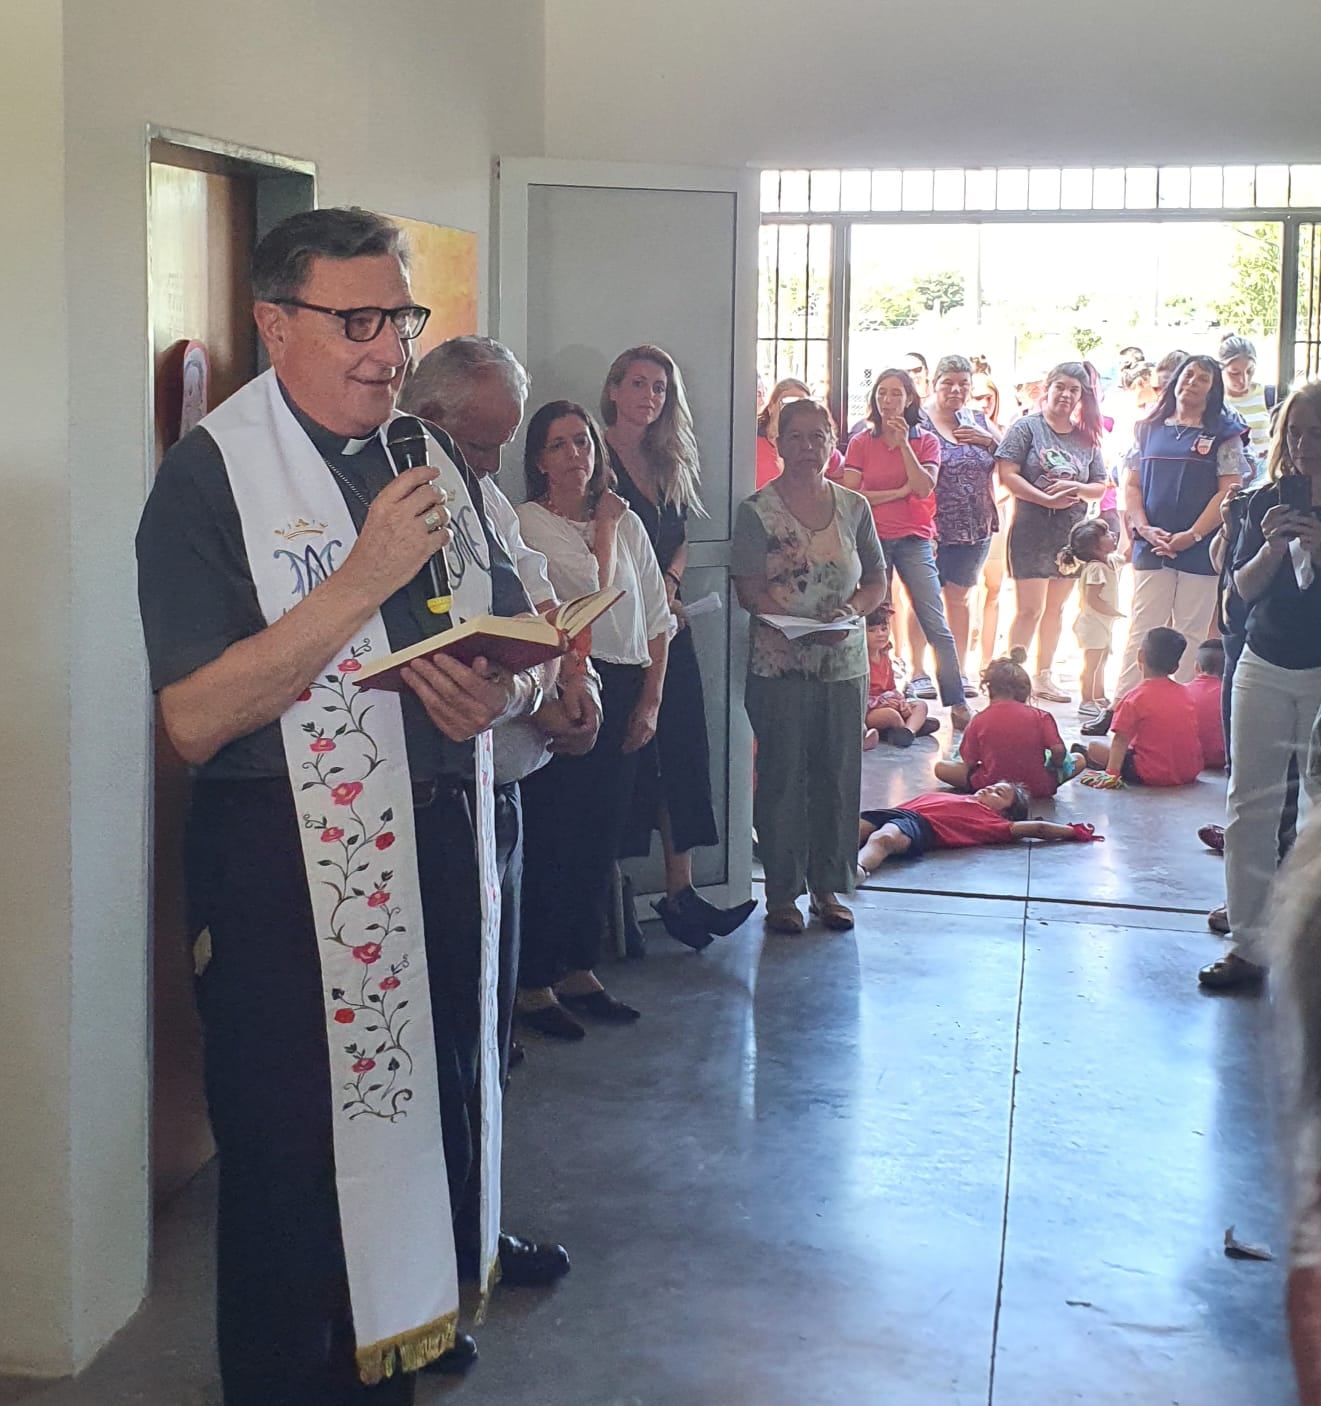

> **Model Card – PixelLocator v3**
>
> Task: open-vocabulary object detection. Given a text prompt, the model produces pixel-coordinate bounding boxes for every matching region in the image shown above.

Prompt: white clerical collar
[342,435,375,456]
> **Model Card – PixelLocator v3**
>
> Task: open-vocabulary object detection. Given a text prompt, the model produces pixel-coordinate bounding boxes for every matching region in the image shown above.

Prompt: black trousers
[187,778,487,1406]
[518,660,645,988]
[454,783,521,1274]
[622,624,719,858]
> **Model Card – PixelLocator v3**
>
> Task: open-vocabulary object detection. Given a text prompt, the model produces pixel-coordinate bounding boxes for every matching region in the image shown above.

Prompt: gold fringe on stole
[473,1253,503,1327]
[355,1309,458,1385]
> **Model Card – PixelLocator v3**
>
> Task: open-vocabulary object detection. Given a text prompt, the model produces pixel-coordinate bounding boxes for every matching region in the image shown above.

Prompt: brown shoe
[1207,906,1230,935]
[809,895,855,931]
[765,903,805,934]
[1198,824,1226,855]
[1198,951,1266,991]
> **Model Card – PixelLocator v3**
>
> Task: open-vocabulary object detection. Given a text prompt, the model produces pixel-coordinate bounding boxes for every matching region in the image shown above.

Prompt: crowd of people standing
[135,200,1321,1404]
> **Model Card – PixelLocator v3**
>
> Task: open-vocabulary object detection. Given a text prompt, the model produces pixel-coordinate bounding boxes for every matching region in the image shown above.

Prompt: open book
[756,611,861,641]
[353,587,624,692]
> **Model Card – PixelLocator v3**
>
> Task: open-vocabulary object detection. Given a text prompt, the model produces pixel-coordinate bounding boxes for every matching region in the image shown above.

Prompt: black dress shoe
[651,894,715,950]
[498,1232,571,1287]
[423,1331,478,1376]
[517,1002,586,1040]
[667,885,758,938]
[556,988,641,1022]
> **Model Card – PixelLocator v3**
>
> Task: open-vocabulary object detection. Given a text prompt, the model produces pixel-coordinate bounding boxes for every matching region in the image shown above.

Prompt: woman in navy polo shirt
[1114,355,1248,697]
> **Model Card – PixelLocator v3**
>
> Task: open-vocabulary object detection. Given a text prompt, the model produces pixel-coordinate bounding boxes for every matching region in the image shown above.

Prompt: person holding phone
[843,368,970,729]
[995,362,1109,703]
[1200,382,1321,992]
[1114,355,1249,698]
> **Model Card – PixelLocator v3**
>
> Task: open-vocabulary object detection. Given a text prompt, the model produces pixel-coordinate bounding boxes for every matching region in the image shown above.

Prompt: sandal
[809,895,855,931]
[1207,906,1230,935]
[1198,951,1266,991]
[765,903,805,935]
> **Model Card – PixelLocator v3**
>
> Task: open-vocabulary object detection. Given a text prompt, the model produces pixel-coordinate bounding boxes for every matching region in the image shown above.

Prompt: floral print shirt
[731,480,883,681]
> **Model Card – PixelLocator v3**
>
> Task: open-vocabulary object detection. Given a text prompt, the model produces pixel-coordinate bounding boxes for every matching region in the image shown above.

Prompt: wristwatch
[1192,529,1205,544]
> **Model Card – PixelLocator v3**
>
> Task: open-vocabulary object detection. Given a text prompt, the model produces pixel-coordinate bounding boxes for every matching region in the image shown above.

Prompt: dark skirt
[622,623,719,857]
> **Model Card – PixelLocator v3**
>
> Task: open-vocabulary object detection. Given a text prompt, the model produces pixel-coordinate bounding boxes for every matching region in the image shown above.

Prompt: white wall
[0,0,74,1379]
[545,0,1321,167]
[0,0,544,1376]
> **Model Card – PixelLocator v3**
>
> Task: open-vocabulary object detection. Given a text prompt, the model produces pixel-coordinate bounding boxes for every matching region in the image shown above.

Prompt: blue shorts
[935,537,993,588]
[861,807,936,855]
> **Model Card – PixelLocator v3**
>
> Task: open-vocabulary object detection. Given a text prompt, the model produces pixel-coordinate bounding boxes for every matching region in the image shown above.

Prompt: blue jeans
[882,535,966,707]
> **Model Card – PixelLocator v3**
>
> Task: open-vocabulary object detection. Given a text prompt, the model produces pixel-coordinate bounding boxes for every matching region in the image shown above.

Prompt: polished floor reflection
[0,738,1298,1404]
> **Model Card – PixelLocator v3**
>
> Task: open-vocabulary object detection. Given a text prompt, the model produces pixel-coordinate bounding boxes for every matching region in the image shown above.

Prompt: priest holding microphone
[136,208,543,1404]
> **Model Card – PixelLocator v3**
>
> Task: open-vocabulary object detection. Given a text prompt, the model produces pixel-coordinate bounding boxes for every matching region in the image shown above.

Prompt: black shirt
[609,445,687,580]
[1232,482,1321,670]
[136,386,531,781]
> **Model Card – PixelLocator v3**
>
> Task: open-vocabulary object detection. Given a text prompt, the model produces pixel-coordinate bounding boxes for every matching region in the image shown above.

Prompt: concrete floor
[1,702,1300,1405]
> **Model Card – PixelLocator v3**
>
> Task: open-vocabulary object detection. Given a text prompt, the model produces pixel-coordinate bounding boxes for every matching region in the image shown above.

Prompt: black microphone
[386,415,453,622]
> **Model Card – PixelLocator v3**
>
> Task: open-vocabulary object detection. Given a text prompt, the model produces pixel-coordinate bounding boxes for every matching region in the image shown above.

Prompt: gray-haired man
[401,338,594,1315]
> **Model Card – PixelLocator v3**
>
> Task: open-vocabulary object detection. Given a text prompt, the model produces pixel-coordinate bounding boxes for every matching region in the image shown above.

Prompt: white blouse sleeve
[621,510,675,642]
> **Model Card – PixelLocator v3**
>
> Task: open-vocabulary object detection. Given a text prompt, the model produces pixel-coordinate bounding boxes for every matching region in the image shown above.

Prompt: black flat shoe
[915,717,941,738]
[556,988,641,1022]
[651,894,715,950]
[879,725,915,748]
[517,1002,586,1040]
[498,1232,571,1287]
[423,1331,478,1376]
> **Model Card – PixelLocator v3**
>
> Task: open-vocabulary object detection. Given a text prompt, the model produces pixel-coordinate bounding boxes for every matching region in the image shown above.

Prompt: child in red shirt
[856,782,1101,878]
[934,647,1074,797]
[1184,638,1227,770]
[1080,627,1205,786]
[865,606,936,748]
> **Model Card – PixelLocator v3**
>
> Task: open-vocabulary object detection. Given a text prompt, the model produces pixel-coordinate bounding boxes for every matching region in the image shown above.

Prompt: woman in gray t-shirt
[994,363,1108,702]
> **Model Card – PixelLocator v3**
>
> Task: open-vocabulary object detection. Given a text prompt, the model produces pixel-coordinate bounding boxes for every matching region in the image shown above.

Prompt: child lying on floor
[856,782,1102,879]
[865,606,939,748]
[1078,626,1204,789]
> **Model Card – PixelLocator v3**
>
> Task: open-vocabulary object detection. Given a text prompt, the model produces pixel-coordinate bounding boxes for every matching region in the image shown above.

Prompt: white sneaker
[961,674,981,696]
[1078,700,1104,724]
[1033,672,1071,703]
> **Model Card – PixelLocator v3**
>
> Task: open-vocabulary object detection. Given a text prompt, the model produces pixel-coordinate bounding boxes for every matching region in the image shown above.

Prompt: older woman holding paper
[732,398,886,934]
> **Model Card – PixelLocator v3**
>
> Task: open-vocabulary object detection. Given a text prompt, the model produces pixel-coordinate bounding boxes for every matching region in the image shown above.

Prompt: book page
[756,613,861,641]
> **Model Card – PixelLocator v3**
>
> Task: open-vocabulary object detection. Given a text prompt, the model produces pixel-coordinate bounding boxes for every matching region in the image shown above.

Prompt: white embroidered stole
[202,369,500,1380]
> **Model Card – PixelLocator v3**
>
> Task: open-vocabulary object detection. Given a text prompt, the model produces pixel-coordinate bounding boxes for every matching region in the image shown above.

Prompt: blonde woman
[602,345,755,945]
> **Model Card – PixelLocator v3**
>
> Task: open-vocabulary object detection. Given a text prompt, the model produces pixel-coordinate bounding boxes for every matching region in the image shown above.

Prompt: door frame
[496,157,760,905]
[142,129,316,1223]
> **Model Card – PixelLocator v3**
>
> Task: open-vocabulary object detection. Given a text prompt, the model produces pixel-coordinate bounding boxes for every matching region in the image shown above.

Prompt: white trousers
[1225,647,1321,963]
[1114,568,1218,698]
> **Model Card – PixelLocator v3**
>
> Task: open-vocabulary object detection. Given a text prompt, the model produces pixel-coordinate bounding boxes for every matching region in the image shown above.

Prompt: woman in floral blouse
[922,353,1002,686]
[732,398,887,935]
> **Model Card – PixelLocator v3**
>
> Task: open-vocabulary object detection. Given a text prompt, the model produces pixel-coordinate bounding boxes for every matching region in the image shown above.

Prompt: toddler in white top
[1056,518,1124,724]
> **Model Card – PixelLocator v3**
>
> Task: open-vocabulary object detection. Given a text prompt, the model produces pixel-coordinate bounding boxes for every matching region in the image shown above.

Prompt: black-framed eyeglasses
[273,299,431,342]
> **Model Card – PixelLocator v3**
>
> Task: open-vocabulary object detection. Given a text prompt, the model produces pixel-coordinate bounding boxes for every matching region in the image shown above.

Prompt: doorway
[146,134,314,1213]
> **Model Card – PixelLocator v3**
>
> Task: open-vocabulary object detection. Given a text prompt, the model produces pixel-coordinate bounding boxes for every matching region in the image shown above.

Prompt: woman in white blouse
[514,400,672,1039]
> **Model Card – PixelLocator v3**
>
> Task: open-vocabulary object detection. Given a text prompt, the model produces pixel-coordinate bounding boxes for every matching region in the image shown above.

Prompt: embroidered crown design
[275,517,328,540]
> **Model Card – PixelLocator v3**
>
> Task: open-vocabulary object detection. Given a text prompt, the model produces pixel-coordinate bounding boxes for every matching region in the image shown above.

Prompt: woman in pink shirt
[844,368,970,729]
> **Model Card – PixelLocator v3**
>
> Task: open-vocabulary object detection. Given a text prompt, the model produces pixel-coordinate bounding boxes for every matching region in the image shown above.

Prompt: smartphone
[903,401,923,429]
[1280,475,1313,514]
[954,408,977,429]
